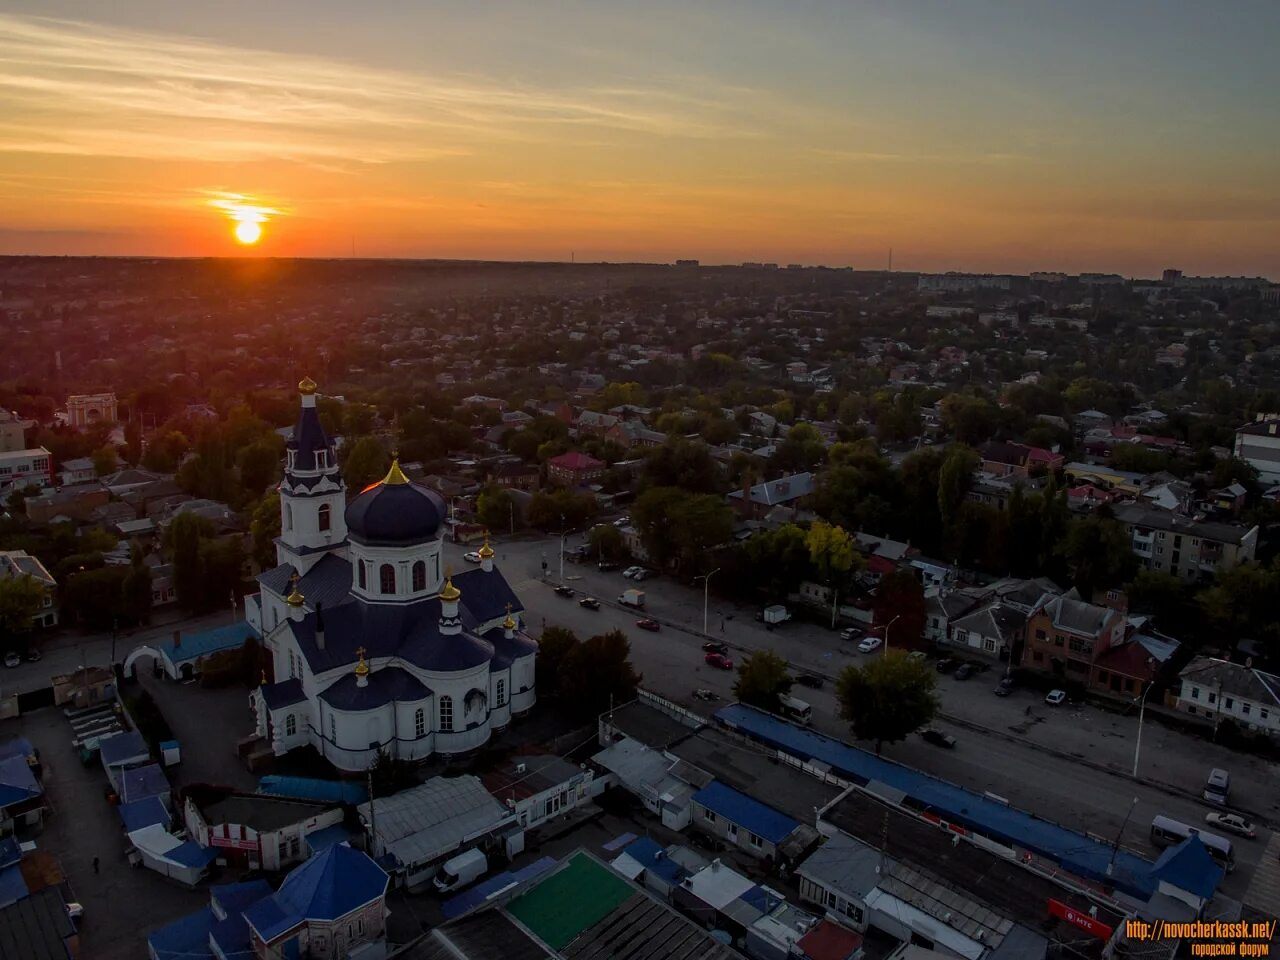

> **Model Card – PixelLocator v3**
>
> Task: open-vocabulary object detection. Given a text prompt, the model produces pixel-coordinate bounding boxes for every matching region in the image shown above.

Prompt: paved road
[462,533,1280,912]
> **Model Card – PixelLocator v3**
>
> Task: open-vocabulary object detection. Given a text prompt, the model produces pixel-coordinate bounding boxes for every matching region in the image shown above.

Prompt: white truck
[618,588,646,608]
[433,848,488,894]
[759,604,791,628]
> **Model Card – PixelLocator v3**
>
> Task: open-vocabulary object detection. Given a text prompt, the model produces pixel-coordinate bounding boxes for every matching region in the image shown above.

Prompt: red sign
[209,834,259,852]
[1047,899,1113,940]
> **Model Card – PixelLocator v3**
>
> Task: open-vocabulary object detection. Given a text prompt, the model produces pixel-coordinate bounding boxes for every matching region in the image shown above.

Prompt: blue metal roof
[0,738,35,763]
[714,703,1158,899]
[259,553,352,608]
[211,879,274,918]
[119,763,169,804]
[319,666,429,711]
[0,837,20,870]
[0,864,27,909]
[620,837,686,884]
[274,845,388,922]
[147,906,216,960]
[304,823,350,855]
[453,567,526,626]
[0,756,40,808]
[98,731,148,767]
[691,780,799,845]
[209,912,255,960]
[119,796,171,833]
[242,894,301,943]
[167,841,218,869]
[1150,837,1223,899]
[441,855,558,920]
[161,622,260,665]
[257,776,368,806]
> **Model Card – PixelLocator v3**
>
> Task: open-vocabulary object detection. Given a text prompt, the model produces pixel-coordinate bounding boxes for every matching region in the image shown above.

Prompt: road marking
[1245,832,1280,918]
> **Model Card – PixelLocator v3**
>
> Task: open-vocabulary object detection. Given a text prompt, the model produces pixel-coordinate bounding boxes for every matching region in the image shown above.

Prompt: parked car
[692,689,720,702]
[857,636,882,653]
[1204,812,1256,839]
[597,561,619,572]
[936,657,958,674]
[24,649,41,663]
[795,673,824,690]
[622,566,643,578]
[994,677,1015,697]
[578,597,600,610]
[704,652,734,670]
[613,516,631,528]
[839,626,864,641]
[636,618,660,632]
[953,663,974,681]
[463,551,482,563]
[630,568,653,582]
[553,585,574,598]
[3,652,19,669]
[1044,689,1067,706]
[908,651,928,662]
[702,641,728,655]
[920,729,957,749]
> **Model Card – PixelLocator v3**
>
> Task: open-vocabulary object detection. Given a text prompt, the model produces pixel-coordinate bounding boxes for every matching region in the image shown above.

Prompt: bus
[1149,815,1235,872]
[777,694,812,725]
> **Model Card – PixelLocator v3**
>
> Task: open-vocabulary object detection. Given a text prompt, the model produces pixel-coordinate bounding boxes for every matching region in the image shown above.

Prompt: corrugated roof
[119,795,171,833]
[690,781,798,845]
[98,730,149,767]
[358,775,512,868]
[160,622,260,664]
[274,845,387,921]
[146,904,216,960]
[715,703,1158,899]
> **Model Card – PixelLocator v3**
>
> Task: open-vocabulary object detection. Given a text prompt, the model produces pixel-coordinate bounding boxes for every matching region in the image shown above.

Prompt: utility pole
[1132,674,1154,778]
[882,614,901,656]
[695,569,720,636]
[1107,797,1139,877]
[509,500,515,537]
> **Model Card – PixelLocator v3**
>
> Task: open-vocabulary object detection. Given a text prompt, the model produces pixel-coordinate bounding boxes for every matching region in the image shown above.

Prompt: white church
[246,377,536,772]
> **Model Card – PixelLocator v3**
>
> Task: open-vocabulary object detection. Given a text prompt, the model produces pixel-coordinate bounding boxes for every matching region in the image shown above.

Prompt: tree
[341,403,378,439]
[940,394,998,445]
[123,542,153,626]
[772,423,826,474]
[92,445,119,477]
[632,486,733,573]
[526,489,597,532]
[733,650,793,714]
[236,440,283,496]
[642,439,722,495]
[476,486,515,533]
[559,629,641,722]
[588,523,626,561]
[1059,516,1137,597]
[1127,570,1197,633]
[250,493,282,571]
[835,651,938,754]
[142,430,190,473]
[1198,563,1280,659]
[535,626,579,698]
[873,569,926,650]
[167,512,209,611]
[0,575,44,638]
[937,446,979,527]
[342,436,389,491]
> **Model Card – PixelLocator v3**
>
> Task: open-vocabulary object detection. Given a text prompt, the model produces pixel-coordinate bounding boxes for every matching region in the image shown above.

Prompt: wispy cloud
[0,14,759,166]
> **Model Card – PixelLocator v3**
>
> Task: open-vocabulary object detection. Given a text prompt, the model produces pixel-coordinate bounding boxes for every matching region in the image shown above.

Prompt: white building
[1234,415,1280,485]
[0,447,52,494]
[248,378,537,773]
[1173,656,1280,736]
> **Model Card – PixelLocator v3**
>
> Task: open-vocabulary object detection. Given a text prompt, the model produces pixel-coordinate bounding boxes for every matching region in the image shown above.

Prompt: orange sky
[1,4,1278,275]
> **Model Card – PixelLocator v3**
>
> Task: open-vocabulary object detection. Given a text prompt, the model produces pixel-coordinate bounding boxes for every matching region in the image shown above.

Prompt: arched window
[414,708,425,738]
[379,564,396,595]
[412,561,426,592]
[318,503,331,532]
[285,714,297,737]
[496,679,506,708]
[357,561,367,590]
[285,503,293,531]
[439,696,453,732]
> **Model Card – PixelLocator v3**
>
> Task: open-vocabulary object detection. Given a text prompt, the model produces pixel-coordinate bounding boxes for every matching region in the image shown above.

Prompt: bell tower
[277,376,347,574]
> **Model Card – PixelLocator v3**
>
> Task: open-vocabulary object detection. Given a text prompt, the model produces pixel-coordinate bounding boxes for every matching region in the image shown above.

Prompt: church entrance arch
[122,645,166,680]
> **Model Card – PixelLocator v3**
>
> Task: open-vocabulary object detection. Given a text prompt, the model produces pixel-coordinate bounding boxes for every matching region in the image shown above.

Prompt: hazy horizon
[1,1,1278,275]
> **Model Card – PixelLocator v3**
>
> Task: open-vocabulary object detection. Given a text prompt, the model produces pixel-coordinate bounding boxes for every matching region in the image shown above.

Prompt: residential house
[947,602,1028,663]
[461,395,507,411]
[0,447,52,493]
[24,484,110,525]
[481,754,599,830]
[546,451,606,487]
[976,441,1063,479]
[1172,657,1280,736]
[1140,480,1195,514]
[1234,415,1280,485]
[1209,482,1248,515]
[747,411,777,436]
[57,457,96,486]
[1020,593,1126,684]
[728,472,814,520]
[574,410,620,438]
[1112,504,1258,581]
[0,550,57,628]
[1063,462,1146,497]
[489,460,540,493]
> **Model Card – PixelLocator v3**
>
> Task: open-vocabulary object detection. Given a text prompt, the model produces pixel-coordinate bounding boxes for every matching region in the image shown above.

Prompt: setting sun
[234,220,262,245]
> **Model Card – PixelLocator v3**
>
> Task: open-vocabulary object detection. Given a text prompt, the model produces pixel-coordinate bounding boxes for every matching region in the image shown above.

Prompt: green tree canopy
[250,493,282,571]
[476,486,516,533]
[535,626,579,698]
[342,436,390,491]
[559,629,641,722]
[835,650,939,754]
[92,445,119,477]
[588,523,627,561]
[632,486,733,573]
[1059,516,1137,597]
[526,489,597,532]
[642,439,723,495]
[0,574,45,638]
[733,650,793,714]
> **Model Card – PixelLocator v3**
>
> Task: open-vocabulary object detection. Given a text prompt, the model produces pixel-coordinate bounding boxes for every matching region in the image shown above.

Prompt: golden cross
[356,646,366,660]
[505,602,513,614]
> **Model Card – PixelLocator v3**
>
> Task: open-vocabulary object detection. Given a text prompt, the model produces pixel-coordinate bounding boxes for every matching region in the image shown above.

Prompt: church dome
[345,460,447,546]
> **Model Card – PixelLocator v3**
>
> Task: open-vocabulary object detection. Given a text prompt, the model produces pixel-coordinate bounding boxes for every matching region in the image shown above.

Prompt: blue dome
[345,472,446,546]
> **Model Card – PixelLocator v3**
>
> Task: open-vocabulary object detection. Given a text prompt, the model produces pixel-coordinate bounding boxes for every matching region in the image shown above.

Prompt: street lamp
[695,568,720,636]
[1132,677,1155,778]
[882,614,901,656]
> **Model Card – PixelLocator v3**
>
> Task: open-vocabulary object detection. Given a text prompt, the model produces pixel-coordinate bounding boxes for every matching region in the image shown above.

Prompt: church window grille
[285,714,296,736]
[318,503,331,532]
[496,679,506,707]
[379,564,396,595]
[412,561,426,592]
[414,708,425,738]
[439,696,454,732]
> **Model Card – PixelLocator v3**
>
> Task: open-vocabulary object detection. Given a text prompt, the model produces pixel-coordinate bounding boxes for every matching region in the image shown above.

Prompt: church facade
[246,378,536,773]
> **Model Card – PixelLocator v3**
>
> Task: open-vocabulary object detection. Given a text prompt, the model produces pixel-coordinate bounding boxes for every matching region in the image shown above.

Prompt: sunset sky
[0,1,1277,274]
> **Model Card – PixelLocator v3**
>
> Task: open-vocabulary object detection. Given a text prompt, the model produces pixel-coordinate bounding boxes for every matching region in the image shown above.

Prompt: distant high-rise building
[1162,268,1183,282]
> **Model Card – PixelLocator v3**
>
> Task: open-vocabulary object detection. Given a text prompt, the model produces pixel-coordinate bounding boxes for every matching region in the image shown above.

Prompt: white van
[778,694,812,725]
[433,848,488,894]
[1203,768,1230,805]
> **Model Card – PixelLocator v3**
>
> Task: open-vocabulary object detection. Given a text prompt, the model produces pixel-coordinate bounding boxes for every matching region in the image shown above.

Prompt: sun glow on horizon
[234,219,262,244]
[208,192,281,247]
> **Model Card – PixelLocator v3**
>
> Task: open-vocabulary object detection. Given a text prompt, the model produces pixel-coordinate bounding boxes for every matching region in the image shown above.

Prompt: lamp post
[882,614,901,656]
[695,569,720,636]
[1132,679,1154,778]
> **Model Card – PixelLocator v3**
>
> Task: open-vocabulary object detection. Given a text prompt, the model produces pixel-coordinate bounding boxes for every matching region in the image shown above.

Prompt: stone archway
[122,645,165,679]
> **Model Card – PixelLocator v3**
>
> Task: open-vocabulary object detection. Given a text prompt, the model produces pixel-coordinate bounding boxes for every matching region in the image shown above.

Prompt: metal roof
[689,781,798,845]
[358,775,512,869]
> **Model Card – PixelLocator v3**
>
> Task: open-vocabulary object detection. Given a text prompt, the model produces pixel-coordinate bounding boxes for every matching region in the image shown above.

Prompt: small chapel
[247,377,536,772]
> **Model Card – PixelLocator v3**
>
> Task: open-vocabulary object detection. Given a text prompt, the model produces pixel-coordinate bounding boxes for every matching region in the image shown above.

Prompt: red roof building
[795,919,864,960]
[546,451,606,487]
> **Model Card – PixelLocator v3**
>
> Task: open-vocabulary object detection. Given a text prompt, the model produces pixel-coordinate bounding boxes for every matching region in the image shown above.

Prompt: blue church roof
[714,703,1158,898]
[346,479,446,546]
[691,780,798,844]
[1150,836,1224,899]
[211,879,274,918]
[286,399,335,475]
[319,667,430,710]
[260,678,307,711]
[274,844,388,923]
[160,622,260,665]
[258,552,352,608]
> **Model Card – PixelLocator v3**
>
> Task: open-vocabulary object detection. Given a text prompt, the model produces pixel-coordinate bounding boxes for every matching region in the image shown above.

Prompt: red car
[636,618,660,632]
[704,652,734,670]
